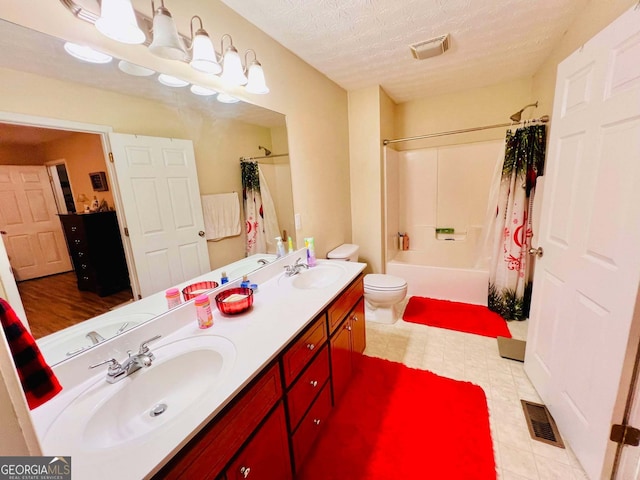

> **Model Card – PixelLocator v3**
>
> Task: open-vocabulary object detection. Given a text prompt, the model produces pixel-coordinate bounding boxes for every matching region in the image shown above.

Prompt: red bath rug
[402,296,512,338]
[297,355,496,480]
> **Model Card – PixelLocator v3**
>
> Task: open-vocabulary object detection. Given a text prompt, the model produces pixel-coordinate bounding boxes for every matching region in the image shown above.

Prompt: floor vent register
[521,400,565,448]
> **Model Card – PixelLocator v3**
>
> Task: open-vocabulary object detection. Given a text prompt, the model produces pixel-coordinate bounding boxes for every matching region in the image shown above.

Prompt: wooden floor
[17,272,133,339]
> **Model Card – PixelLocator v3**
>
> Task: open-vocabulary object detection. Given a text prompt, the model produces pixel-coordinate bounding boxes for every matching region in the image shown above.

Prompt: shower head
[510,101,539,122]
[258,145,271,156]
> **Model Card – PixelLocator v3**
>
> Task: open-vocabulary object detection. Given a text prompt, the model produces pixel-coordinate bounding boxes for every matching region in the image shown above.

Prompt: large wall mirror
[0,18,296,364]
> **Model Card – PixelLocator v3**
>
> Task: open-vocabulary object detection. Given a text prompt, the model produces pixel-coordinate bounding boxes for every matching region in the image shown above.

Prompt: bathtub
[386,250,488,306]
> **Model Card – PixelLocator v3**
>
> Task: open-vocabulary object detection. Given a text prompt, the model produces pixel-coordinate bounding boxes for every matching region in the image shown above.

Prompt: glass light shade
[95,0,145,45]
[158,74,189,87]
[190,85,217,96]
[64,42,113,64]
[220,47,248,86]
[190,32,221,74]
[217,92,240,104]
[149,9,188,61]
[118,60,155,77]
[245,61,269,94]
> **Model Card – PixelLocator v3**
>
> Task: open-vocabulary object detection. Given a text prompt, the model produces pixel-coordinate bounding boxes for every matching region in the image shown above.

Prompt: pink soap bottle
[165,288,182,309]
[195,294,213,329]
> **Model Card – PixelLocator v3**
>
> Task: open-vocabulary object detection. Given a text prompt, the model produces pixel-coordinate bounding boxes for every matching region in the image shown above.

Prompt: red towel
[0,298,62,409]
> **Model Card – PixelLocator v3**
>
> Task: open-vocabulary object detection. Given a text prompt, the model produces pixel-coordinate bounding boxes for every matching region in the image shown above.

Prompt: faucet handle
[89,358,123,375]
[139,334,162,354]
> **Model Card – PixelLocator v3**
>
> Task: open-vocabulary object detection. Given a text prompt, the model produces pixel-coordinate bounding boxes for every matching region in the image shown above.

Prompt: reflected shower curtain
[488,124,546,320]
[241,160,280,255]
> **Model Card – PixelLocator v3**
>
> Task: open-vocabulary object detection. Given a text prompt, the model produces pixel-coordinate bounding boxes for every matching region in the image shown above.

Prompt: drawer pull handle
[310,380,318,387]
[306,343,315,351]
[345,325,352,331]
[78,252,84,257]
[82,276,89,281]
[352,315,358,322]
[74,239,81,244]
[71,226,77,232]
[313,418,321,426]
[240,466,251,478]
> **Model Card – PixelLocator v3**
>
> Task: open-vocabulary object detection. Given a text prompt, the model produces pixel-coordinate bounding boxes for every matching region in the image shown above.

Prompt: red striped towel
[0,298,62,409]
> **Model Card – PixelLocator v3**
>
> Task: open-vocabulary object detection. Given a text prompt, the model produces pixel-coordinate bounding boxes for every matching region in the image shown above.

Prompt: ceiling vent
[410,34,450,60]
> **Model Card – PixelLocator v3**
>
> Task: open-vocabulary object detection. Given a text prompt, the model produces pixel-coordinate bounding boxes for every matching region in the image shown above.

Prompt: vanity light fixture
[220,34,247,86]
[189,16,221,74]
[95,0,146,45]
[64,42,113,64]
[157,73,189,87]
[149,0,188,61]
[190,84,217,96]
[118,60,156,77]
[217,92,240,104]
[244,49,269,94]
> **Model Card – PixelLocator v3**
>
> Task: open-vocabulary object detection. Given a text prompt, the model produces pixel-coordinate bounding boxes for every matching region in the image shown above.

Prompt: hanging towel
[201,192,241,241]
[0,298,62,409]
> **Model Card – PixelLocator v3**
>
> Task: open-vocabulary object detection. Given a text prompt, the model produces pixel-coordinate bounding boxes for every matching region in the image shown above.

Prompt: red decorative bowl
[215,287,254,315]
[182,281,219,301]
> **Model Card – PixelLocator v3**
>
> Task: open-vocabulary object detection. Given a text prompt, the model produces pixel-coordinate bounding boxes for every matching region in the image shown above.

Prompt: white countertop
[30,250,366,480]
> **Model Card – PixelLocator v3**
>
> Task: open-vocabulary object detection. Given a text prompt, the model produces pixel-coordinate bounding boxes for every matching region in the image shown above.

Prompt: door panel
[109,133,209,298]
[525,7,640,479]
[0,165,72,280]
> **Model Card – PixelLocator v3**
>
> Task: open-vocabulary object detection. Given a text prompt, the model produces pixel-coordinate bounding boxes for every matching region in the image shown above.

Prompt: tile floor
[363,310,589,480]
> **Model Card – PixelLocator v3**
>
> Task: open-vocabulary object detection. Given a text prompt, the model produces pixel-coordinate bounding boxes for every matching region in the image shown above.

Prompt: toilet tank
[327,244,359,262]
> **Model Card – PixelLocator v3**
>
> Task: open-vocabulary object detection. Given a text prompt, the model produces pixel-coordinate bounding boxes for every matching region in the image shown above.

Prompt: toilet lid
[364,274,407,290]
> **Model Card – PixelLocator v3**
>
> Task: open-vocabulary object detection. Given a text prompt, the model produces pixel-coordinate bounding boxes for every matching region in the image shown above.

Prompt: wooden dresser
[59,212,130,297]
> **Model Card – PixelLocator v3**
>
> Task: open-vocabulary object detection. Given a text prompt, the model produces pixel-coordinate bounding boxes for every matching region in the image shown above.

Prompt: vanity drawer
[282,313,327,387]
[291,382,332,472]
[286,345,330,431]
[327,275,363,334]
[156,363,282,480]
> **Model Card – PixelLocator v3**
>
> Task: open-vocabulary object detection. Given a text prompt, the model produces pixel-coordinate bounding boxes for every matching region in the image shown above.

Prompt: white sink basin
[42,335,236,451]
[279,263,347,289]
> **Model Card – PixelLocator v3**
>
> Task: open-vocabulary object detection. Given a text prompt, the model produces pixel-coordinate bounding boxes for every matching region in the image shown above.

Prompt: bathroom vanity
[29,251,366,480]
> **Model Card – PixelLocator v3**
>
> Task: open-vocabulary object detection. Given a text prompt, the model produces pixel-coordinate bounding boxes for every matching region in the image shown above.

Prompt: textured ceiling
[220,0,589,103]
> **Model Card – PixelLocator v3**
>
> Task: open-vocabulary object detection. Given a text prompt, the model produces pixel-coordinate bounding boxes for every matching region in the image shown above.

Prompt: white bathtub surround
[387,250,488,306]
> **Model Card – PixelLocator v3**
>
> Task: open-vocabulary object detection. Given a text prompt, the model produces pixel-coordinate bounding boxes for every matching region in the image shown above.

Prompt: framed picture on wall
[89,171,108,192]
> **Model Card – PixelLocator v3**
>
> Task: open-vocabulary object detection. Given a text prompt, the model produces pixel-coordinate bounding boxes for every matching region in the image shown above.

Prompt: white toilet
[327,244,408,324]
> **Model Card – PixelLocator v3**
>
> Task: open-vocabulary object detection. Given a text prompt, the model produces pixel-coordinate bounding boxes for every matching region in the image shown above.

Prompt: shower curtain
[241,160,280,255]
[487,124,546,320]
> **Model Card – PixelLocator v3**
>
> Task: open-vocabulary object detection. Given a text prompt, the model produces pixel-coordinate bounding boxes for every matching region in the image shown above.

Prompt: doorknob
[198,230,205,237]
[529,246,544,257]
[0,230,6,235]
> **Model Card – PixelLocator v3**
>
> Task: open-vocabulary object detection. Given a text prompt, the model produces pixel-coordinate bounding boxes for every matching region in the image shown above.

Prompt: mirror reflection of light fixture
[244,49,269,94]
[118,60,156,77]
[220,34,247,86]
[217,92,240,104]
[149,0,188,61]
[189,16,221,74]
[64,42,113,64]
[190,85,218,96]
[158,73,189,87]
[95,0,146,45]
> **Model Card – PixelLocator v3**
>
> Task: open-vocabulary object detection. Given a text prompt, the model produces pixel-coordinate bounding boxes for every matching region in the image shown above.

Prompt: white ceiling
[220,0,589,103]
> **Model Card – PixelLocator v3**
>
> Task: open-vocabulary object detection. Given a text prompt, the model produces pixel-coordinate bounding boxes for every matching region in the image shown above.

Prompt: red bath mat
[403,296,512,338]
[297,355,496,480]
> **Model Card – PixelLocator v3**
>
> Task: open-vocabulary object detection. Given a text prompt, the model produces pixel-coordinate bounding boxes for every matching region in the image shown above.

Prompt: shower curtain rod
[240,153,290,162]
[382,115,550,146]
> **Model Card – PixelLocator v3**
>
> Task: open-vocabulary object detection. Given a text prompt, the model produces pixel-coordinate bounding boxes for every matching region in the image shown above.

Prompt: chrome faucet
[89,335,161,384]
[284,257,309,277]
[86,330,105,345]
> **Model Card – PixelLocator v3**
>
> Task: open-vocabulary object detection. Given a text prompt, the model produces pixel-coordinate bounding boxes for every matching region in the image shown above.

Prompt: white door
[524,6,640,479]
[109,133,210,298]
[0,165,72,280]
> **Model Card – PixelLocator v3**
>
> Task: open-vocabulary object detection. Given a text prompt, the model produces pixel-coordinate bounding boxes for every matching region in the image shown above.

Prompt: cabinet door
[350,298,366,358]
[226,403,292,480]
[330,320,352,403]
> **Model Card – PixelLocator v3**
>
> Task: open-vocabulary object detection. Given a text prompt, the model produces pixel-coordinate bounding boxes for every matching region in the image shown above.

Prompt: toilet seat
[364,274,407,291]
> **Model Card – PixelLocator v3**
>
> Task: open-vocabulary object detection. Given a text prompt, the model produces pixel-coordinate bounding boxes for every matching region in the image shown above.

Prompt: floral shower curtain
[488,124,546,320]
[241,160,280,255]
